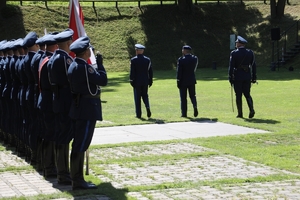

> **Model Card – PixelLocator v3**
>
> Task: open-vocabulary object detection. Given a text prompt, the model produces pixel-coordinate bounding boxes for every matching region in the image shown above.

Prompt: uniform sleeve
[176,58,182,81]
[129,58,135,81]
[251,50,257,80]
[194,56,198,72]
[148,59,153,81]
[87,65,107,86]
[228,51,235,78]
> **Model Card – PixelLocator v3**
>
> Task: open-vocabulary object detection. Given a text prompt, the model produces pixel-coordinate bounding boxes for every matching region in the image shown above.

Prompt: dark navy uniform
[31,35,48,170]
[129,44,153,118]
[22,31,40,164]
[68,36,107,190]
[10,39,24,149]
[37,33,59,178]
[17,41,29,158]
[2,40,14,145]
[14,41,26,156]
[229,36,257,118]
[176,45,198,118]
[0,40,8,142]
[47,29,74,185]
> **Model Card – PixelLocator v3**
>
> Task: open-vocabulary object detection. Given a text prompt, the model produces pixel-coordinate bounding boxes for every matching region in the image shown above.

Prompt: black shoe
[58,175,72,185]
[146,108,151,118]
[236,114,243,118]
[72,180,97,190]
[193,108,198,117]
[136,115,141,118]
[181,114,187,117]
[249,111,255,118]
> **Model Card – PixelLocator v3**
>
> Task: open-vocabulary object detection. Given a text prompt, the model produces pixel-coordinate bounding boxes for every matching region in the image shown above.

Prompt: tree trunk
[0,0,6,10]
[270,0,286,19]
[276,0,286,18]
[270,0,277,19]
[178,0,193,14]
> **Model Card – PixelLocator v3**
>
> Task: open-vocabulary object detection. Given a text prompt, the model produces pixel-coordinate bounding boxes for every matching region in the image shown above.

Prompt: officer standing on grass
[67,36,107,190]
[176,45,199,118]
[228,35,257,119]
[47,28,74,185]
[129,44,153,119]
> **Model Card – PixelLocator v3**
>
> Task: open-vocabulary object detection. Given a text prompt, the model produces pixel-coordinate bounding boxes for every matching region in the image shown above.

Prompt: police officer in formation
[68,36,107,190]
[129,44,153,119]
[38,33,59,178]
[0,29,100,190]
[47,28,74,185]
[229,35,257,119]
[176,45,199,118]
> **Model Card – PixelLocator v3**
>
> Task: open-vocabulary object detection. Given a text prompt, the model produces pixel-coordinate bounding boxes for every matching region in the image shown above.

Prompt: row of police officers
[0,28,107,190]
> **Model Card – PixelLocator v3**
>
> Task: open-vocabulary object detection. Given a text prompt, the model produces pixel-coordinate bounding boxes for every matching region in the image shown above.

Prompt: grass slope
[0,1,299,71]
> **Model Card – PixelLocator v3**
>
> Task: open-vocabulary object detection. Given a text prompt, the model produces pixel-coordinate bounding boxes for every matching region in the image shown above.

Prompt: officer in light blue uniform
[68,36,107,190]
[38,33,59,178]
[176,45,199,118]
[47,28,74,185]
[129,44,153,118]
[228,35,257,118]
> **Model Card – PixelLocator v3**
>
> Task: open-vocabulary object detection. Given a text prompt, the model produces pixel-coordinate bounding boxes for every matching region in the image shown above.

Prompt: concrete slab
[91,121,268,145]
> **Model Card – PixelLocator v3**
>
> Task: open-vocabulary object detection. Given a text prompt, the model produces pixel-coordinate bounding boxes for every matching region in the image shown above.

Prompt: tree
[178,0,193,13]
[0,0,6,10]
[270,0,286,19]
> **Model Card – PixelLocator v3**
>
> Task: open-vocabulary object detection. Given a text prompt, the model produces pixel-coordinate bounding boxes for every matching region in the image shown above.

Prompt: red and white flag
[69,0,97,67]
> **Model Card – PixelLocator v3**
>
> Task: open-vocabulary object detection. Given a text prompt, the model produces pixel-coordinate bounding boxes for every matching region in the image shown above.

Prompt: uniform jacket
[47,49,73,113]
[31,50,44,108]
[17,55,27,106]
[23,51,36,105]
[176,54,198,86]
[130,54,152,86]
[10,55,20,100]
[229,47,257,81]
[2,55,13,98]
[38,51,54,112]
[0,56,6,96]
[67,57,107,120]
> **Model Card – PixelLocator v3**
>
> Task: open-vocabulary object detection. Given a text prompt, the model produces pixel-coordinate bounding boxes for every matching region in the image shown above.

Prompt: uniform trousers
[233,80,252,100]
[55,113,73,145]
[179,85,197,115]
[71,119,96,153]
[133,85,150,117]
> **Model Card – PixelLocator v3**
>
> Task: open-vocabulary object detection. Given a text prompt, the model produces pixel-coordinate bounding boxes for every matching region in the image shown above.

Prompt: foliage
[1,1,299,72]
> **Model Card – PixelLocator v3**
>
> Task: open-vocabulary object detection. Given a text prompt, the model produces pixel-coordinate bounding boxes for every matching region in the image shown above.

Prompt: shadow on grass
[244,118,281,124]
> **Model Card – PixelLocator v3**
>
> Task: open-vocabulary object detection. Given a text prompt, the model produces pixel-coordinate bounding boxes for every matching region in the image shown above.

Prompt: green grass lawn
[97,66,300,173]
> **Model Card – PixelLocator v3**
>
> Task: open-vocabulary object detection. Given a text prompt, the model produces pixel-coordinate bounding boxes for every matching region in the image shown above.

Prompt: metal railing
[271,20,300,70]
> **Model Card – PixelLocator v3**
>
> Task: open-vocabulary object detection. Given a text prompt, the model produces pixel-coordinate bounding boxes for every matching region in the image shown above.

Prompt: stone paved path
[1,122,300,199]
